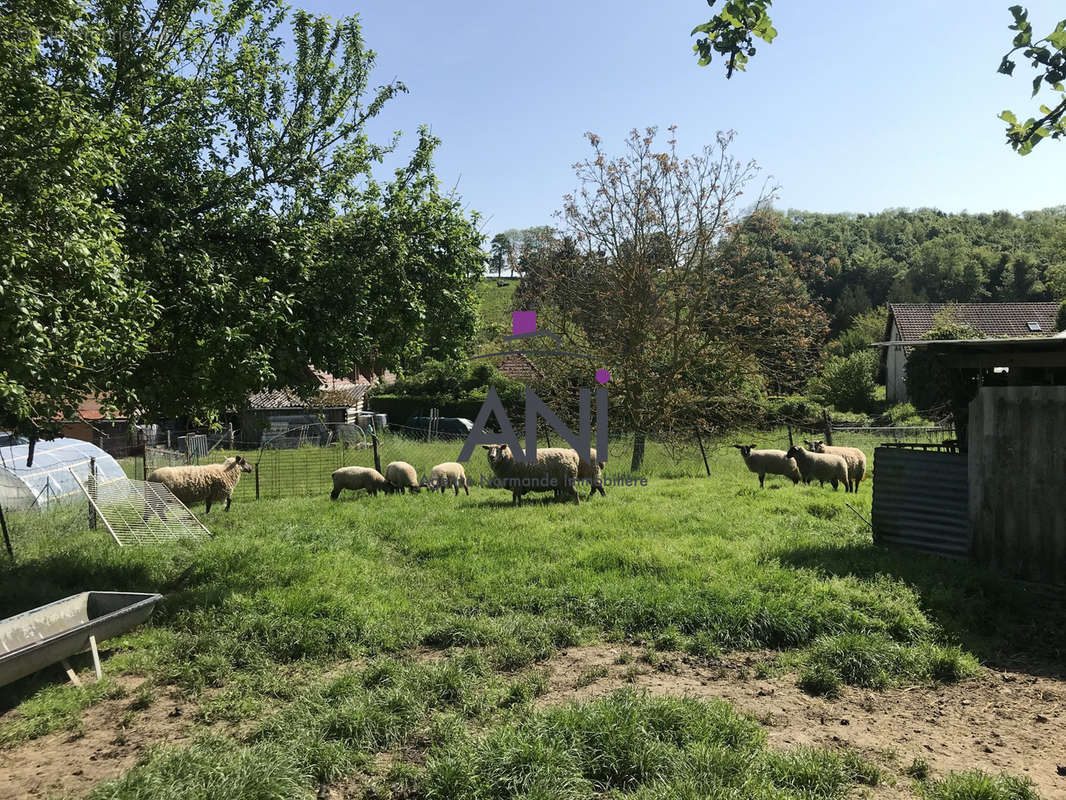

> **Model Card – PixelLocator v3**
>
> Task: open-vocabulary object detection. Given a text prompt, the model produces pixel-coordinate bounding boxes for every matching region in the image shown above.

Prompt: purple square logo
[595,369,611,385]
[512,310,536,336]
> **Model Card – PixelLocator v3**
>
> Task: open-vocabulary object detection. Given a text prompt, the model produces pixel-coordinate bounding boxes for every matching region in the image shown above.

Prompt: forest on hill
[763,206,1066,333]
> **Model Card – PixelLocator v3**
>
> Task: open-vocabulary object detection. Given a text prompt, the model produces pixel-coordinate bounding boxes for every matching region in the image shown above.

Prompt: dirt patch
[538,646,1066,799]
[0,676,195,798]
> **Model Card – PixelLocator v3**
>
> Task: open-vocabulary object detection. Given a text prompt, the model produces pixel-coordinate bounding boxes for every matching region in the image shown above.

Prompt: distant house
[61,397,146,457]
[883,302,1060,402]
[242,367,392,442]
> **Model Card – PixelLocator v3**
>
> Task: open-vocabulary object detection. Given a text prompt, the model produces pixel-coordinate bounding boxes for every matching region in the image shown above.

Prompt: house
[242,368,391,443]
[60,397,147,457]
[883,302,1060,402]
[870,336,1066,586]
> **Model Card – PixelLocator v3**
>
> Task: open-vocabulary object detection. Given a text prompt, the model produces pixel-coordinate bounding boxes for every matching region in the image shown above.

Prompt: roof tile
[887,302,1060,342]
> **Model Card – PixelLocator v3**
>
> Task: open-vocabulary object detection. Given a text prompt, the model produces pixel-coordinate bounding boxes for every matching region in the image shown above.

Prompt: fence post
[787,425,794,448]
[543,424,552,448]
[88,458,97,530]
[1,502,13,560]
[142,449,147,482]
[228,423,234,449]
[822,410,834,446]
[167,430,172,449]
[372,433,381,474]
[695,430,710,477]
[254,463,260,500]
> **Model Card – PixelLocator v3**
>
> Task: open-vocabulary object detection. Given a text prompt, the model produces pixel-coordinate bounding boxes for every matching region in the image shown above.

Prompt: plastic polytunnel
[0,439,127,511]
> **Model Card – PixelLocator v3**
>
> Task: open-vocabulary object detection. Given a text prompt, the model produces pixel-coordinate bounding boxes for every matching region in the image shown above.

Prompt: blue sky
[297,1,1066,239]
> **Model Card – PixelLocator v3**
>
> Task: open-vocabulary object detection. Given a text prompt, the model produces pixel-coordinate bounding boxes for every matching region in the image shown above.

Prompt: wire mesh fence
[129,418,959,502]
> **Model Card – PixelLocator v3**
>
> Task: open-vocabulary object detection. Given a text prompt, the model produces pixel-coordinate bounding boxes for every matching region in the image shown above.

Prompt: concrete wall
[969,386,1066,586]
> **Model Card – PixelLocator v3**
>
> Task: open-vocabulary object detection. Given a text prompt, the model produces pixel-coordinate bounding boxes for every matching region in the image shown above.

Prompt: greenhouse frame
[0,439,126,511]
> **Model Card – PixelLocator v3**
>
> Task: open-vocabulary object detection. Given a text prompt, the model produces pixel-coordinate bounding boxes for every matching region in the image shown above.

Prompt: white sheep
[330,466,391,498]
[425,462,470,496]
[147,456,253,513]
[482,444,580,505]
[732,445,801,488]
[385,461,421,494]
[785,445,850,492]
[805,440,867,493]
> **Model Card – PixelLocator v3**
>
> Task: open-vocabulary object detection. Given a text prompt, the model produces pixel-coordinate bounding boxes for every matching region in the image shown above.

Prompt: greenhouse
[0,439,126,511]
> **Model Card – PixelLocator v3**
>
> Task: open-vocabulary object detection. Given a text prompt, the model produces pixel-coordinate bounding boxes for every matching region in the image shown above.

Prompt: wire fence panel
[71,473,211,547]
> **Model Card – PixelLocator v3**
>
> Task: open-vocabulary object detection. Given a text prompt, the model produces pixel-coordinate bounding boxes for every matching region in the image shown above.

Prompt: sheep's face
[235,456,253,473]
[732,444,754,457]
[808,440,825,452]
[785,445,803,460]
[482,444,512,467]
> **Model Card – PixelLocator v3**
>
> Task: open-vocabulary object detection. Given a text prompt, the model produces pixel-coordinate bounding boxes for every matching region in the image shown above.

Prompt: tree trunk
[631,432,646,472]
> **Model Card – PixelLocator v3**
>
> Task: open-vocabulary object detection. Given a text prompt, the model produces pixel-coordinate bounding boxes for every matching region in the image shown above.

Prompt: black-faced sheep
[732,445,801,488]
[425,462,470,496]
[385,461,421,494]
[785,445,850,492]
[330,466,391,498]
[805,440,867,492]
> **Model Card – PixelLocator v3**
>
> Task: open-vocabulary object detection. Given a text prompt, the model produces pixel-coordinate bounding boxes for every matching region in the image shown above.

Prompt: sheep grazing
[805,440,867,493]
[330,466,391,499]
[482,444,580,506]
[732,445,801,488]
[425,462,470,496]
[385,461,421,494]
[785,445,850,492]
[147,456,253,513]
[576,448,606,499]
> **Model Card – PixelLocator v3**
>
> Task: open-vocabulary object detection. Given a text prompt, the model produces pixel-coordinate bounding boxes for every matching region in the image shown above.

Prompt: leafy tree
[517,127,825,468]
[0,0,153,442]
[0,0,483,437]
[998,6,1066,154]
[829,308,889,358]
[807,351,878,413]
[691,2,1066,155]
[904,312,984,417]
[1057,299,1066,331]
[489,233,514,279]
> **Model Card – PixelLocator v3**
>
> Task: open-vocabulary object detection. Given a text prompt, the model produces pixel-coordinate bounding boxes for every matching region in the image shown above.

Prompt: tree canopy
[691,2,1066,154]
[0,0,483,439]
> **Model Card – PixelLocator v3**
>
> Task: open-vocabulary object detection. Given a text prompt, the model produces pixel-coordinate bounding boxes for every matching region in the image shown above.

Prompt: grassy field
[1,443,1060,798]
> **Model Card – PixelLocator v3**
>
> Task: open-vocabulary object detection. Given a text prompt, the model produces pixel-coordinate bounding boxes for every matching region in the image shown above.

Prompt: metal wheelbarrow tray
[0,591,163,688]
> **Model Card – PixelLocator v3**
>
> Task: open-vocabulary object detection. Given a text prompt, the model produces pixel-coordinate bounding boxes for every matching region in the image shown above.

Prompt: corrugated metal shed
[871,448,970,557]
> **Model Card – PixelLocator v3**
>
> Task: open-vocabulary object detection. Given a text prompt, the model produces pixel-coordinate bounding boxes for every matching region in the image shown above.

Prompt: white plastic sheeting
[0,439,126,510]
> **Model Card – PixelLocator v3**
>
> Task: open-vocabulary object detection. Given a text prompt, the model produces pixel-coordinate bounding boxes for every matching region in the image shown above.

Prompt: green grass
[1,442,1059,797]
[475,277,518,353]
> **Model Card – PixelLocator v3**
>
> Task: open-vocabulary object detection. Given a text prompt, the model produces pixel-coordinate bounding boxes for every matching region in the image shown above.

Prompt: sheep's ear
[748,444,756,450]
[731,444,743,450]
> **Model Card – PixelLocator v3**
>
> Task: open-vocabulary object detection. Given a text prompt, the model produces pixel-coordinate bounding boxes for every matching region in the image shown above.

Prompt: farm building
[496,352,545,384]
[241,367,393,443]
[871,337,1066,586]
[60,397,153,458]
[0,439,126,511]
[883,302,1059,402]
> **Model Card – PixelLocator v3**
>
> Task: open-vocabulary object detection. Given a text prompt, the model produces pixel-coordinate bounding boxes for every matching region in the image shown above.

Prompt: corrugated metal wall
[871,448,970,557]
[969,386,1066,586]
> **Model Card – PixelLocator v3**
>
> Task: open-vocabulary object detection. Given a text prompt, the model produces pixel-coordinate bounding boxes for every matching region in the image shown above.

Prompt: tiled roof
[887,302,1060,342]
[249,370,370,410]
[497,352,545,383]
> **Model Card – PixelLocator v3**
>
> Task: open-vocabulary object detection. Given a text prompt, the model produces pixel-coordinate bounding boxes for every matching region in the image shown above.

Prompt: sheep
[731,445,801,488]
[147,456,253,513]
[425,462,470,496]
[805,440,868,492]
[330,466,391,499]
[482,444,580,506]
[577,448,606,499]
[385,461,421,494]
[785,445,850,492]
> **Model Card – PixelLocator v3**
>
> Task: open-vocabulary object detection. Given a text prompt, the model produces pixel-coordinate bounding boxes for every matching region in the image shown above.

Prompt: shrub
[905,312,984,413]
[918,770,1039,800]
[766,395,822,425]
[829,308,888,358]
[883,402,927,427]
[808,351,878,413]
[1057,299,1066,332]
